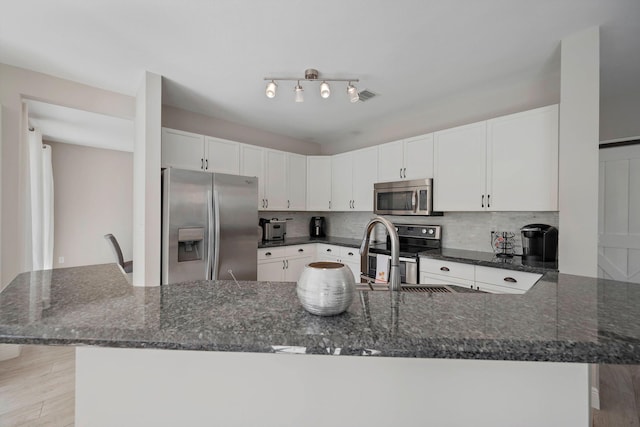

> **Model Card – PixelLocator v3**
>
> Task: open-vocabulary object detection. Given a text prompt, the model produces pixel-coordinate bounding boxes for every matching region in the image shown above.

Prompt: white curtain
[26,129,54,271]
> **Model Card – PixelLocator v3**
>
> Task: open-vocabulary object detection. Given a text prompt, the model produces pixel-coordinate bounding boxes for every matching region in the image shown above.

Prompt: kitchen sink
[355,284,454,294]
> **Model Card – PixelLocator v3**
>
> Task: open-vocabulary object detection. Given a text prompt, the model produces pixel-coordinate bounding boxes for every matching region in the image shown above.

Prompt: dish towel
[375,254,390,283]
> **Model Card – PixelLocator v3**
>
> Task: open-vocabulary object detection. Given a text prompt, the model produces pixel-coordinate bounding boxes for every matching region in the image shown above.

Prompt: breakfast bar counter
[1,263,637,426]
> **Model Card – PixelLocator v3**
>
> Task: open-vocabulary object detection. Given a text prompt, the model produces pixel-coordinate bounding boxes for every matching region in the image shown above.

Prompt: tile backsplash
[261,211,559,254]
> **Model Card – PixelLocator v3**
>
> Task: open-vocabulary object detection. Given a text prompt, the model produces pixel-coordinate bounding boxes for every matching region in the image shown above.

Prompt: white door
[598,143,640,283]
[377,140,404,182]
[161,128,205,171]
[205,136,240,174]
[306,156,332,211]
[487,105,558,211]
[331,152,353,211]
[264,150,287,210]
[433,122,487,211]
[287,153,306,210]
[404,133,434,180]
[240,145,265,209]
[352,146,378,211]
[257,259,286,281]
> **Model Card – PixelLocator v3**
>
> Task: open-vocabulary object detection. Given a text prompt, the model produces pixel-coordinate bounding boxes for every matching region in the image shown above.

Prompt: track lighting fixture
[264,68,359,102]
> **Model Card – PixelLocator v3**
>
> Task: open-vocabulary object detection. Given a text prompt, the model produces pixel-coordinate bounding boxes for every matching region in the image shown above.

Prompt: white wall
[601,91,640,142]
[0,63,135,290]
[48,141,133,269]
[162,105,322,155]
[559,27,600,277]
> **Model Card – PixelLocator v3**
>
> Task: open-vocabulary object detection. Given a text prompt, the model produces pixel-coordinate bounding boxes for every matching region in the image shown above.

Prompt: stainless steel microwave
[373,178,439,216]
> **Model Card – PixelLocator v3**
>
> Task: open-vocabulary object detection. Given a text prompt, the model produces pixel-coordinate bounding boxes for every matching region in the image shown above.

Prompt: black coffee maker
[309,216,326,238]
[520,224,558,262]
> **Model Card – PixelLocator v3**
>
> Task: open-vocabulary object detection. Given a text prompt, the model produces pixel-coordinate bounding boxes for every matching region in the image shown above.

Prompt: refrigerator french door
[162,168,258,285]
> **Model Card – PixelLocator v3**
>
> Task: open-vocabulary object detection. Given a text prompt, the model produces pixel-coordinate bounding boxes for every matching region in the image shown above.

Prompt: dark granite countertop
[1,264,640,364]
[258,236,362,249]
[419,248,558,274]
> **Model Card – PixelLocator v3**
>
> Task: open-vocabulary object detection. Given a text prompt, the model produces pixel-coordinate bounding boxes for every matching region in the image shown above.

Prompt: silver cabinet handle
[298,248,304,253]
[326,248,332,252]
[265,199,268,208]
[481,194,485,208]
[400,168,403,178]
[287,200,290,209]
[348,252,354,256]
[329,201,331,209]
[265,252,272,256]
[403,168,406,178]
[286,260,289,269]
[487,194,491,208]
[205,159,208,170]
[440,266,450,272]
[201,158,204,170]
[282,260,286,270]
[504,277,517,283]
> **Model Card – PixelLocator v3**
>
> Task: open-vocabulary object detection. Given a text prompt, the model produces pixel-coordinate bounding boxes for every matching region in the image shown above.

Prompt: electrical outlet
[58,256,64,264]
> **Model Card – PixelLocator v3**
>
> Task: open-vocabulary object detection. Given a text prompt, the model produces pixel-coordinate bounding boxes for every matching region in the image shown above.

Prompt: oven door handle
[399,257,417,263]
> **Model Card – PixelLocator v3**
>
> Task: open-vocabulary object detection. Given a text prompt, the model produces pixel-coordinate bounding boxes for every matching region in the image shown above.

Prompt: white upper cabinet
[307,156,332,211]
[264,149,288,210]
[404,134,434,180]
[205,136,240,175]
[377,134,434,182]
[434,122,487,211]
[287,153,307,210]
[487,105,559,211]
[434,104,559,212]
[162,128,239,173]
[161,128,206,171]
[352,146,378,211]
[240,144,265,209]
[377,140,405,182]
[331,147,378,212]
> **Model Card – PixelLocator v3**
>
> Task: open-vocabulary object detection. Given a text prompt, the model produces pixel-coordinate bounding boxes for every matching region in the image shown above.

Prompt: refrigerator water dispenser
[177,228,204,262]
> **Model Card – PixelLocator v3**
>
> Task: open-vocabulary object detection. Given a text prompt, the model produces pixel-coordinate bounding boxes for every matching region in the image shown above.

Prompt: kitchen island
[2,264,639,426]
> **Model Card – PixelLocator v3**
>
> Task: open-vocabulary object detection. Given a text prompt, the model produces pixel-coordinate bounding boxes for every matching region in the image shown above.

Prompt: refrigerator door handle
[212,189,221,280]
[206,190,213,280]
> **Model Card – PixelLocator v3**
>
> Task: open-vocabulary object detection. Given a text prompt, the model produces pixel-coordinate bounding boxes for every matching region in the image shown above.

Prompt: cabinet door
[257,259,286,281]
[433,122,487,211]
[204,137,240,175]
[306,156,332,211]
[377,140,405,182]
[285,256,312,282]
[404,133,434,180]
[264,150,287,210]
[240,144,265,209]
[161,128,205,171]
[352,146,378,211]
[287,153,307,210]
[487,105,559,211]
[331,152,353,211]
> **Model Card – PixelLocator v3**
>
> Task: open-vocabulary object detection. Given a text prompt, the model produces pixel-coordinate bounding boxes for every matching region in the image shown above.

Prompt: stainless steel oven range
[367,224,441,285]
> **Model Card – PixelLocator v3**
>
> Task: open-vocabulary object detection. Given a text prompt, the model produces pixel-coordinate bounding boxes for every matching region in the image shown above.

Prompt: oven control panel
[395,224,441,240]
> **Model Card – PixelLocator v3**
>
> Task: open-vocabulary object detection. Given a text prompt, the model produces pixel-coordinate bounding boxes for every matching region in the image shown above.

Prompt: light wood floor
[0,346,74,427]
[1,345,639,426]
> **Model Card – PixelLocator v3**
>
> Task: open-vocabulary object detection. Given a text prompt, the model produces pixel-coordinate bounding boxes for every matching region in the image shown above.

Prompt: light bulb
[294,83,304,103]
[265,81,277,98]
[320,81,330,99]
[347,83,359,103]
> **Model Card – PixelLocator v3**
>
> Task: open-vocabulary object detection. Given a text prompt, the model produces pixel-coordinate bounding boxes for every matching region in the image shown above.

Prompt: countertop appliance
[260,218,287,241]
[162,168,258,284]
[521,224,558,262]
[309,216,326,238]
[373,178,441,216]
[367,224,442,285]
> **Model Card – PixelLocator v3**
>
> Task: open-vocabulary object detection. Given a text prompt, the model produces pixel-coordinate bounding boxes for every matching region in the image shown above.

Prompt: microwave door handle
[412,190,417,212]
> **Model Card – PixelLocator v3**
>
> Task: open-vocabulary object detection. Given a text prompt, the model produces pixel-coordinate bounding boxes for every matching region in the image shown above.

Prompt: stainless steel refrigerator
[161,168,258,285]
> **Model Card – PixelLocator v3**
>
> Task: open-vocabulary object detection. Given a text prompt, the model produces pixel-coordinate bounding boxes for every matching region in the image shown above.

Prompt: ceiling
[1,1,639,148]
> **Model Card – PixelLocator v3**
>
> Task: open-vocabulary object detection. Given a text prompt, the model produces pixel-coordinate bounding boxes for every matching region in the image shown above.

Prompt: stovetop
[368,242,441,258]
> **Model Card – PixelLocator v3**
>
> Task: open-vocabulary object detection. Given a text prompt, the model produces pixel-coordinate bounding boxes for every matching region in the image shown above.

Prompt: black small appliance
[309,216,326,238]
[521,224,558,262]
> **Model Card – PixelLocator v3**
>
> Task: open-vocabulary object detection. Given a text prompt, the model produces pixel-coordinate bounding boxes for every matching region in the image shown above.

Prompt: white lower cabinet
[316,244,361,283]
[419,257,542,294]
[257,245,315,282]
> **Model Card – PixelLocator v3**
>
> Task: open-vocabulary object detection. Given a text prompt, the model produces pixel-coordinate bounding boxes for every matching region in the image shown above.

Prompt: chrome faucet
[359,216,401,292]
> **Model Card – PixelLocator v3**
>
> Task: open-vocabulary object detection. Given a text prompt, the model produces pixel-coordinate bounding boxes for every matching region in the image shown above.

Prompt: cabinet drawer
[339,246,360,262]
[419,258,475,281]
[474,266,542,293]
[317,244,338,256]
[258,247,287,261]
[285,244,315,258]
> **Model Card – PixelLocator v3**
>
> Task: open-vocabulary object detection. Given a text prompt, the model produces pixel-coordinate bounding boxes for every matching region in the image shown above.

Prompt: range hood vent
[357,89,377,102]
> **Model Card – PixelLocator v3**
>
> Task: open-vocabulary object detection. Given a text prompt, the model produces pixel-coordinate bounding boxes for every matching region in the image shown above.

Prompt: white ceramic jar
[296,262,355,316]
